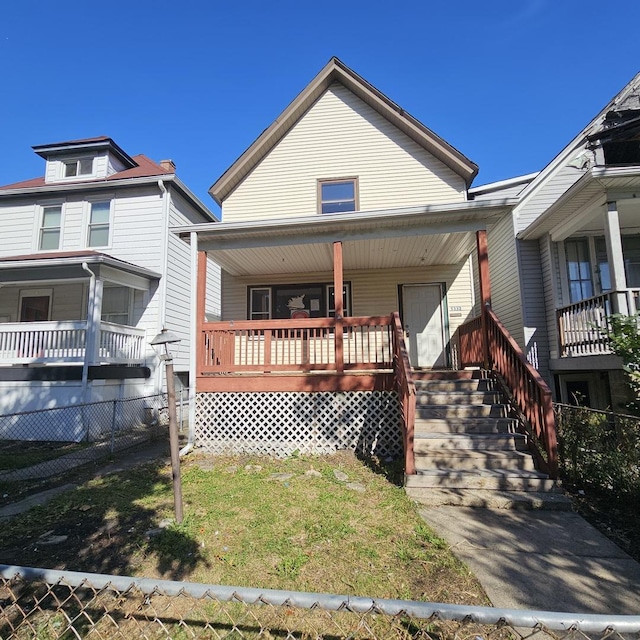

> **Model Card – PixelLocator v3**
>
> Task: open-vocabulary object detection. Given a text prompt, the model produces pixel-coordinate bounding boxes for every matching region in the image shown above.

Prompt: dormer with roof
[33,136,137,184]
[0,137,220,431]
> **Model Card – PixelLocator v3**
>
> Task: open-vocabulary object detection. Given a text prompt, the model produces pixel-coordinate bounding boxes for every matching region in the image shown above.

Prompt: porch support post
[333,241,344,373]
[196,249,208,383]
[81,273,103,408]
[188,231,199,429]
[604,201,629,315]
[476,230,491,369]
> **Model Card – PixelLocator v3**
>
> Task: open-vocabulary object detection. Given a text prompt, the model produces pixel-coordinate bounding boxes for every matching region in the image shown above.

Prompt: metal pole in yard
[110,399,117,454]
[151,329,184,524]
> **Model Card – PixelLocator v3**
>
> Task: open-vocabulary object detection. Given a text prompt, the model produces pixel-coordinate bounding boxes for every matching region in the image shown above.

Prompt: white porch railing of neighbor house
[98,321,146,363]
[0,321,146,365]
[557,288,640,357]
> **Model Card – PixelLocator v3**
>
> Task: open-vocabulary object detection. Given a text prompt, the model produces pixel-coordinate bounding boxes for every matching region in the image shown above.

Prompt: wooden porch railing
[557,288,640,357]
[458,309,558,478]
[201,316,395,373]
[199,313,418,474]
[391,312,416,475]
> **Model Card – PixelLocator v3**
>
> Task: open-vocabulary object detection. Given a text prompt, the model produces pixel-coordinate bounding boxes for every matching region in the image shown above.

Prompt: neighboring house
[500,72,640,411]
[174,58,559,485]
[0,137,220,438]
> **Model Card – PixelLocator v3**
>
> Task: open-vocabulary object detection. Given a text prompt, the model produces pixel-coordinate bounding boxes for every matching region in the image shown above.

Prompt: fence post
[110,399,117,454]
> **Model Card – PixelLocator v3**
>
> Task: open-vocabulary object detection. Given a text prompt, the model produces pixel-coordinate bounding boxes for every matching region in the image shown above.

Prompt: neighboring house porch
[520,166,640,409]
[0,251,159,421]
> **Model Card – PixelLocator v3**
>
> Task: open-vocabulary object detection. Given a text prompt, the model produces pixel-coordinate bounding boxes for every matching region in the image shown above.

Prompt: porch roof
[0,251,161,288]
[175,199,515,276]
[519,165,640,241]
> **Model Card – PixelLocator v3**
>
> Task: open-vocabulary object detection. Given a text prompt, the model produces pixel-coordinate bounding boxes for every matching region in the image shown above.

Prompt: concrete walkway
[0,440,169,522]
[419,505,640,615]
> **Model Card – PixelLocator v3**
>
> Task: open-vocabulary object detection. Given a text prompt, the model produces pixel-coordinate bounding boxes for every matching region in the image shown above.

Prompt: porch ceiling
[519,166,640,240]
[0,252,161,287]
[176,199,514,276]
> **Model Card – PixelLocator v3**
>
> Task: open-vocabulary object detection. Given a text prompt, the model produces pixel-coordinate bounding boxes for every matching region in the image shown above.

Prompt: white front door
[402,284,446,368]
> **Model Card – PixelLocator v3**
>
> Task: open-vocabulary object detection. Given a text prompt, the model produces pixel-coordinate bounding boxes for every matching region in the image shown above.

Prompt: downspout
[155,179,170,396]
[81,262,95,407]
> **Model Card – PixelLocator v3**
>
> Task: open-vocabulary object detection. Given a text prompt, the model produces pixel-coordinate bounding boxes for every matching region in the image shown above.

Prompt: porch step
[415,449,537,471]
[406,370,567,511]
[417,404,510,419]
[407,488,573,510]
[414,433,528,452]
[414,378,498,392]
[416,391,502,405]
[411,369,489,381]
[406,468,558,492]
[414,417,518,434]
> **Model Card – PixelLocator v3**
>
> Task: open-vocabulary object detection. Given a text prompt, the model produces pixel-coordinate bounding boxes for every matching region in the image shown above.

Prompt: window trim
[326,283,351,317]
[86,198,113,248]
[60,156,95,180]
[36,202,64,252]
[101,285,133,326]
[248,282,351,320]
[317,177,359,215]
[18,288,53,322]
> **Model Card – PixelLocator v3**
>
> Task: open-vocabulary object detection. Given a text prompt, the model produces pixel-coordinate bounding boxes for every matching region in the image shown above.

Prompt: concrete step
[411,369,489,381]
[414,378,498,392]
[414,433,528,452]
[405,468,558,492]
[417,404,510,419]
[415,450,537,471]
[415,391,503,405]
[414,417,518,434]
[406,488,574,510]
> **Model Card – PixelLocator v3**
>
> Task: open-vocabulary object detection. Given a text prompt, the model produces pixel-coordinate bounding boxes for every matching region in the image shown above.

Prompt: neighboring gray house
[0,137,220,436]
[475,72,640,411]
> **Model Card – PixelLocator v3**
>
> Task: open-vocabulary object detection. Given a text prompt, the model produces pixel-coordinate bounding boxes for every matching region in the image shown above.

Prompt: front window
[64,158,93,178]
[318,178,357,214]
[102,286,131,325]
[87,201,111,247]
[565,238,593,303]
[248,283,351,320]
[39,205,62,250]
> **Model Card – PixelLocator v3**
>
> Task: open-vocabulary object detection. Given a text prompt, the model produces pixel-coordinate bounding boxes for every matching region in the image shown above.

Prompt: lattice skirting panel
[195,391,402,458]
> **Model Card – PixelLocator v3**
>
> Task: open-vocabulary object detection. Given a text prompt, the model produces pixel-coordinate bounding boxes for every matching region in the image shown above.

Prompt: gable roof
[514,70,640,220]
[209,57,479,205]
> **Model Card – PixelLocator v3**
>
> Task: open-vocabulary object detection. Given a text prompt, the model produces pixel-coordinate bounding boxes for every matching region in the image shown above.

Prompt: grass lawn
[0,451,488,606]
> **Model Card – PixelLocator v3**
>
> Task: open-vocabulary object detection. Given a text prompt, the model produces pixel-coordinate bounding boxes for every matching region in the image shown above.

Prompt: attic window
[64,158,93,178]
[318,178,358,214]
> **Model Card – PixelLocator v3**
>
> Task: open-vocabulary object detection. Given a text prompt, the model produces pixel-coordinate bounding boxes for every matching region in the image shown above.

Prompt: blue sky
[1,0,639,214]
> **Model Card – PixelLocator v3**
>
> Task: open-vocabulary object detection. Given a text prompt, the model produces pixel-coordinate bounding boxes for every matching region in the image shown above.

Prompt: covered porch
[179,201,513,390]
[521,166,640,362]
[0,252,159,369]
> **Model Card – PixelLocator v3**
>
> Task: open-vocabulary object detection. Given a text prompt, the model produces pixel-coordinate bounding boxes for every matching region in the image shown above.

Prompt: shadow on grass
[0,459,208,581]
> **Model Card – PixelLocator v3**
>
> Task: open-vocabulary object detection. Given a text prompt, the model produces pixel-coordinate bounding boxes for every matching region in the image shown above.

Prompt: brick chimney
[160,159,176,172]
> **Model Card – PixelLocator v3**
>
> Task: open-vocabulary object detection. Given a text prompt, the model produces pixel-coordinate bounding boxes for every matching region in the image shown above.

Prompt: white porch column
[81,269,104,404]
[604,200,628,315]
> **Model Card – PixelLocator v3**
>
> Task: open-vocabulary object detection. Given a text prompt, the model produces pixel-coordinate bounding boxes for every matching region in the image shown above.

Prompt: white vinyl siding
[165,191,221,371]
[540,236,562,360]
[222,84,466,222]
[487,215,525,347]
[0,284,85,322]
[515,165,584,233]
[517,240,551,382]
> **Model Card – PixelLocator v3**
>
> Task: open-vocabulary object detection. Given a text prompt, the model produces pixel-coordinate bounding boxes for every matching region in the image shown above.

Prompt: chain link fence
[1,565,639,640]
[0,390,190,488]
